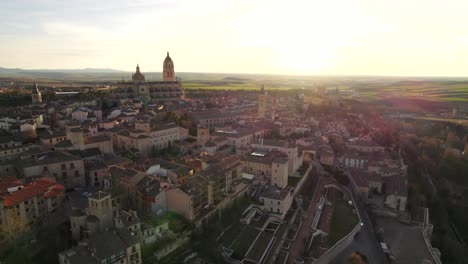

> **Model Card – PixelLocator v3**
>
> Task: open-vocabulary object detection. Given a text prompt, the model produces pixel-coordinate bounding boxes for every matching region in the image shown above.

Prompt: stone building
[241,149,289,188]
[251,139,303,175]
[113,52,183,103]
[0,177,64,233]
[21,151,86,189]
[31,82,42,104]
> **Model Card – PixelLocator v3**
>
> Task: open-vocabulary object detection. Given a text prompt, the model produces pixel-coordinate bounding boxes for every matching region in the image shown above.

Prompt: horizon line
[1,66,468,79]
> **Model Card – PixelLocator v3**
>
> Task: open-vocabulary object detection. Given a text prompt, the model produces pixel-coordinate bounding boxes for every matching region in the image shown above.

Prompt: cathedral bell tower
[163,52,175,81]
[31,82,42,104]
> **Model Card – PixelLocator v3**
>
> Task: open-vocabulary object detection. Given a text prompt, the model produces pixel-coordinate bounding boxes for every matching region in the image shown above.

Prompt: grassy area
[251,214,269,229]
[274,251,288,264]
[327,200,359,247]
[263,238,279,264]
[288,176,301,187]
[183,82,291,90]
[219,224,246,248]
[246,232,274,262]
[230,225,261,260]
[191,195,252,262]
[275,224,287,238]
[141,236,176,259]
[142,211,193,233]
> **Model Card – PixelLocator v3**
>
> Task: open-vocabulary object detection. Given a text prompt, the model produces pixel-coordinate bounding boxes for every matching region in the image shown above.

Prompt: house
[135,176,168,215]
[251,139,303,175]
[384,174,408,211]
[241,149,289,188]
[85,160,111,189]
[259,185,294,218]
[166,176,209,221]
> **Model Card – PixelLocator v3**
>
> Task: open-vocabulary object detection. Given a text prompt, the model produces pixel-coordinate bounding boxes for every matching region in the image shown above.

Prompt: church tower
[163,52,175,81]
[31,82,42,104]
[258,85,267,118]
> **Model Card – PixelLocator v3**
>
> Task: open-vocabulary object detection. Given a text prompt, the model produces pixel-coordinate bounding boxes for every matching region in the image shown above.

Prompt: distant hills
[0,67,135,81]
[0,67,125,74]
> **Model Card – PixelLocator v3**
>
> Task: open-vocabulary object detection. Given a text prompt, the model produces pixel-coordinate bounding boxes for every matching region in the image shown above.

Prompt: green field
[327,200,359,247]
[2,69,468,101]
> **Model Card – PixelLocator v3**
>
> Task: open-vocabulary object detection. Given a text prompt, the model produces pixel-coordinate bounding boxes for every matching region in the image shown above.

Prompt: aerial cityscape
[0,1,468,264]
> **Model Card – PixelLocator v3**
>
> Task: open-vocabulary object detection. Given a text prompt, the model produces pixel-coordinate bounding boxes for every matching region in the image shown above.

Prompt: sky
[0,0,468,76]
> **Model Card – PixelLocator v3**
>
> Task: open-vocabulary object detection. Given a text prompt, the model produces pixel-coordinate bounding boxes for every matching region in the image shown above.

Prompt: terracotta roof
[84,134,110,144]
[1,177,64,207]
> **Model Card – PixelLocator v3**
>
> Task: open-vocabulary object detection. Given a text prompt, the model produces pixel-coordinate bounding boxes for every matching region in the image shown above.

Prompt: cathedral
[113,52,183,103]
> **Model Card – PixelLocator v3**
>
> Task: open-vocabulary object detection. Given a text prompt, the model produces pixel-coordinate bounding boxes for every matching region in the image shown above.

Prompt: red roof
[1,177,64,207]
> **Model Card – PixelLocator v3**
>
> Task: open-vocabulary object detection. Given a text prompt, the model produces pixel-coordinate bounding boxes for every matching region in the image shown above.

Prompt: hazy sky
[1,0,467,76]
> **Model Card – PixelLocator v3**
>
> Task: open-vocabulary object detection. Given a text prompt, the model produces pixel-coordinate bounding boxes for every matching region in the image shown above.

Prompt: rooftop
[1,177,64,207]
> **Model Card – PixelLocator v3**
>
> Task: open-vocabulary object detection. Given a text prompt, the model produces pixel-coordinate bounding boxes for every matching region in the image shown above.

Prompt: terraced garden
[327,199,359,246]
[245,232,275,262]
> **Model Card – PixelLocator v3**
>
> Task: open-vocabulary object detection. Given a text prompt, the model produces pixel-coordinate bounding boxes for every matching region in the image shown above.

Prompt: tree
[335,170,350,186]
[347,252,368,264]
[151,145,158,158]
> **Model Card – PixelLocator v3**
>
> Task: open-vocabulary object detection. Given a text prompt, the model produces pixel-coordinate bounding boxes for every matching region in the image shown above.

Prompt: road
[331,190,388,264]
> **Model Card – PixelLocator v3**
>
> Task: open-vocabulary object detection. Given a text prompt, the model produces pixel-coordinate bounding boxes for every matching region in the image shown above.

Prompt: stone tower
[163,52,175,81]
[31,82,42,104]
[258,85,267,118]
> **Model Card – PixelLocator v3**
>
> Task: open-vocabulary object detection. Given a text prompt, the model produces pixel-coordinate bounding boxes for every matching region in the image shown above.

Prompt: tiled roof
[1,177,64,207]
[84,134,110,144]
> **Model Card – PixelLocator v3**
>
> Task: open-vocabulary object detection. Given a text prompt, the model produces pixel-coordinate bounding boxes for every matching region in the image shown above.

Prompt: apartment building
[59,229,142,264]
[241,149,289,188]
[0,177,64,233]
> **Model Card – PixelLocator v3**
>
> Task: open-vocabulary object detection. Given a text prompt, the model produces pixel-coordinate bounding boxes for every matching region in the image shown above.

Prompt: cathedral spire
[163,52,175,81]
[136,64,140,73]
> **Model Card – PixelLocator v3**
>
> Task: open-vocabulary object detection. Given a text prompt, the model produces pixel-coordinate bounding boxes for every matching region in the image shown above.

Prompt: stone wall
[292,164,312,197]
[313,186,362,264]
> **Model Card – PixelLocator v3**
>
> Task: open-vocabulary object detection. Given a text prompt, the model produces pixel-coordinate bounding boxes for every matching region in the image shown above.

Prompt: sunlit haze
[1,0,468,76]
